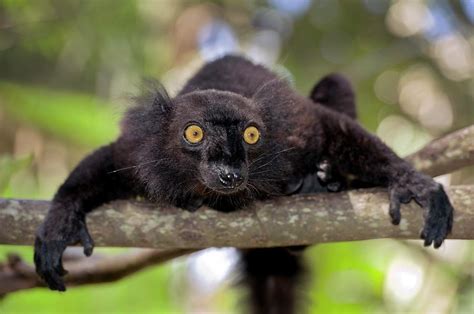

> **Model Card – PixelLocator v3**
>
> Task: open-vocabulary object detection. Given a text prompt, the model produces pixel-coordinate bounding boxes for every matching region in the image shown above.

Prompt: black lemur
[34,56,454,313]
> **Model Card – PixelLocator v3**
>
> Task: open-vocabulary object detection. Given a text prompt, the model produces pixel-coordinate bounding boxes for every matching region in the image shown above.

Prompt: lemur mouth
[209,184,245,195]
[196,177,247,195]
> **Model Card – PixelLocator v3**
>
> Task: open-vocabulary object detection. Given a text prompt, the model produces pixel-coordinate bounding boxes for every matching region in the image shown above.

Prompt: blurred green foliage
[0,154,33,193]
[0,83,119,147]
[0,0,149,92]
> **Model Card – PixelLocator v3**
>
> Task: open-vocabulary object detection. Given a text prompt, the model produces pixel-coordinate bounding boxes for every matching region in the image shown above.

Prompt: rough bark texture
[1,186,473,249]
[407,125,474,177]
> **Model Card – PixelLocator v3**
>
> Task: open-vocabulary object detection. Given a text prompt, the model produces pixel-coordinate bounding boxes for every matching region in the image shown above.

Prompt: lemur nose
[219,171,244,188]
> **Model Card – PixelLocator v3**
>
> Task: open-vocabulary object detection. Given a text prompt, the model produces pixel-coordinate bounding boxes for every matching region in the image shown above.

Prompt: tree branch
[0,248,192,295]
[1,186,473,295]
[1,186,473,250]
[0,124,473,294]
[407,125,474,177]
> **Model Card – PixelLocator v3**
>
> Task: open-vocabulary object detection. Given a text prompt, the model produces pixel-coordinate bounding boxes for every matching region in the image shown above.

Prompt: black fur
[241,248,306,314]
[34,56,454,314]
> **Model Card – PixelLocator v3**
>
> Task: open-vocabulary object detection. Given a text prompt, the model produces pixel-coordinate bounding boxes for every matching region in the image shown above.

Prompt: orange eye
[184,124,204,144]
[243,126,260,145]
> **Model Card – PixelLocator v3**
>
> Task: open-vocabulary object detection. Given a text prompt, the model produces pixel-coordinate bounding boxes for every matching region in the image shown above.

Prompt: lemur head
[170,90,266,194]
[123,82,292,207]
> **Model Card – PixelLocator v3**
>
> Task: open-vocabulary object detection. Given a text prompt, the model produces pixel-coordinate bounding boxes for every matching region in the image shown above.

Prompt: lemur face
[172,91,266,194]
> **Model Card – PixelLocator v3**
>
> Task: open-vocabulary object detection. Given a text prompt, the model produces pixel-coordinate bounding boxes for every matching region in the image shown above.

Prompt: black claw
[423,238,432,247]
[420,230,426,240]
[390,215,401,225]
[80,226,95,257]
[84,246,93,257]
[434,239,443,249]
[389,207,401,225]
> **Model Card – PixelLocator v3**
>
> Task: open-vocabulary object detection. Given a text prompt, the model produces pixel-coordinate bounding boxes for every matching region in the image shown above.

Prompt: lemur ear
[135,79,172,114]
[310,74,356,119]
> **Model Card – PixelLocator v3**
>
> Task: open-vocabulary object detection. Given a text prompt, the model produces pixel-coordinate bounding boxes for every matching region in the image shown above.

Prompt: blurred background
[0,0,473,313]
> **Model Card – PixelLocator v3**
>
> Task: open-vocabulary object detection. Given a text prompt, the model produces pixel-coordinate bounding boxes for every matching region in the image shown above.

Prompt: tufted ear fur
[310,74,356,119]
[134,79,172,114]
[121,79,173,138]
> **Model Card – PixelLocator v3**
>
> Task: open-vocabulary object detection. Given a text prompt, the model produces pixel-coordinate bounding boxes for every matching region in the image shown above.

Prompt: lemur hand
[388,169,453,248]
[34,208,94,291]
[316,159,345,192]
[283,159,347,195]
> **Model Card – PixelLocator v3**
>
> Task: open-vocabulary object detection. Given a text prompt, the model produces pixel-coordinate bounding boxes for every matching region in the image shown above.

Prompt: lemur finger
[388,189,401,225]
[52,252,68,277]
[34,239,67,291]
[434,237,444,249]
[436,186,454,235]
[34,238,56,276]
[79,225,94,257]
[423,236,433,247]
[421,187,454,248]
[43,269,66,292]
